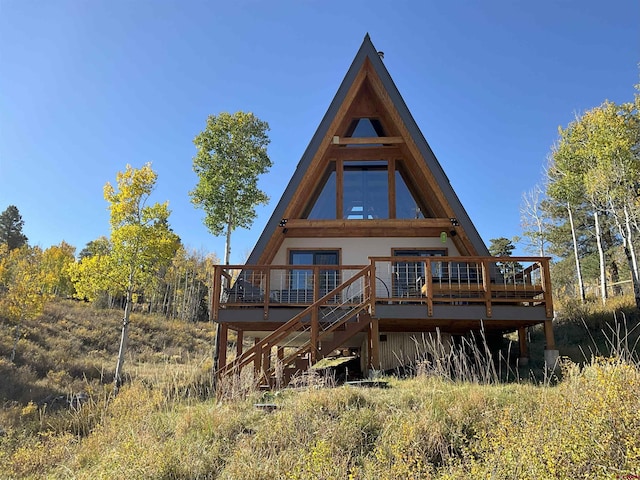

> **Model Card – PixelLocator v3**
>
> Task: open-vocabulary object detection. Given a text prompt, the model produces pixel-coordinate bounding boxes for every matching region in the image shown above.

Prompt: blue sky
[1,1,638,262]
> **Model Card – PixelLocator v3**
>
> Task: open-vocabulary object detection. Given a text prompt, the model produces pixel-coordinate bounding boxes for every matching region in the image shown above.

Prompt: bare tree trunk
[567,204,586,303]
[114,271,134,395]
[10,323,20,363]
[593,209,608,305]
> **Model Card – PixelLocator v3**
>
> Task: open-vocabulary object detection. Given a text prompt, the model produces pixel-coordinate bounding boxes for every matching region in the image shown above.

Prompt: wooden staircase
[217,265,374,384]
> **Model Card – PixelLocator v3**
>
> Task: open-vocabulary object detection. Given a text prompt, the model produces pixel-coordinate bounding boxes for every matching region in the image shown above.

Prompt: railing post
[263,268,270,320]
[425,258,433,317]
[313,266,320,303]
[482,259,492,317]
[212,265,222,322]
[369,262,376,316]
[540,258,554,318]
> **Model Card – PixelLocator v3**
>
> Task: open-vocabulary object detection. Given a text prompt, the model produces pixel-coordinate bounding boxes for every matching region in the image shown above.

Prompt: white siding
[272,237,460,265]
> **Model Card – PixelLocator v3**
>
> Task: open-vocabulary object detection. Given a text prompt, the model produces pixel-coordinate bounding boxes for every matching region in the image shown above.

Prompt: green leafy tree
[550,100,640,307]
[190,111,271,381]
[0,205,28,250]
[78,236,111,260]
[104,163,180,392]
[190,111,272,265]
[489,237,522,280]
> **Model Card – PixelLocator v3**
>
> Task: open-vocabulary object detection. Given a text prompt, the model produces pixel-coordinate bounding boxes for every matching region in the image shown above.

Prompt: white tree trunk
[567,204,586,303]
[114,271,134,394]
[624,204,640,309]
[593,209,608,305]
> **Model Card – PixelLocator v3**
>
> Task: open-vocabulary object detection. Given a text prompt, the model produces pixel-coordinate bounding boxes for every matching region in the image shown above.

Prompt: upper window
[345,118,386,137]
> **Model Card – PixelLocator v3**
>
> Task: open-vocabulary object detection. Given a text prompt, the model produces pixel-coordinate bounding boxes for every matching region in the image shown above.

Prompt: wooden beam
[544,320,556,350]
[332,136,403,145]
[280,218,454,238]
[284,218,452,229]
[329,146,402,161]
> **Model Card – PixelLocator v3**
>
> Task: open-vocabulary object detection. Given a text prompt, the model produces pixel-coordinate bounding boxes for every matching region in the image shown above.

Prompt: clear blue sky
[1,1,638,261]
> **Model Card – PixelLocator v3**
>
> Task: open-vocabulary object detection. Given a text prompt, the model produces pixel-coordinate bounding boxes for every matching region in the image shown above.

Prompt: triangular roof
[247,34,489,264]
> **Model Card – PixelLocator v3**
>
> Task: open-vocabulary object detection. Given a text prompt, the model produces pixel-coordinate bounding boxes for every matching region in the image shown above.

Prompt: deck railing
[211,256,553,321]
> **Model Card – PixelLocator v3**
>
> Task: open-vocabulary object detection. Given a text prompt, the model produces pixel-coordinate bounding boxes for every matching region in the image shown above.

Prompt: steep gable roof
[247,34,489,264]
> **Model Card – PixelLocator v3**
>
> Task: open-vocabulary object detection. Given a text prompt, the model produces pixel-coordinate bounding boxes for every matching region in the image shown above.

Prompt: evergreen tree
[0,205,28,250]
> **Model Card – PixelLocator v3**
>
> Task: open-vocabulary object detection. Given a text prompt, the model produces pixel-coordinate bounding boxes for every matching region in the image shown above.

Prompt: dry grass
[1,298,640,478]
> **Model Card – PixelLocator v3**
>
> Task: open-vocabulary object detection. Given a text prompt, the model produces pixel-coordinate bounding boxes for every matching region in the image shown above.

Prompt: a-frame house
[212,35,557,384]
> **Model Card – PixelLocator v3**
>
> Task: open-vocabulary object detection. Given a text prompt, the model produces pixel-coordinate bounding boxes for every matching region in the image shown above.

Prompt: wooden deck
[212,256,553,324]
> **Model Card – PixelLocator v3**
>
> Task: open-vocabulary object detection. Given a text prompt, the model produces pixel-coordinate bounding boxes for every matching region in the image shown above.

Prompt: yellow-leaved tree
[103,163,180,393]
[0,245,52,361]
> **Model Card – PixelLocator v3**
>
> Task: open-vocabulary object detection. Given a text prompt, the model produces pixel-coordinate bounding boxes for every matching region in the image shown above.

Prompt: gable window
[344,118,386,147]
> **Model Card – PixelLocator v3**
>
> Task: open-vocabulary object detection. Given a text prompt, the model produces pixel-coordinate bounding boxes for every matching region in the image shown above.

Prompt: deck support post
[368,317,380,375]
[236,329,243,359]
[253,337,262,380]
[518,326,529,366]
[543,319,559,369]
[218,323,228,373]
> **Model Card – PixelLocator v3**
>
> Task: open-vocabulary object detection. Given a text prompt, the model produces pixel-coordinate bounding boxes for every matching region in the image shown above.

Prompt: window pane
[393,250,445,296]
[307,171,336,219]
[343,161,388,219]
[396,170,425,219]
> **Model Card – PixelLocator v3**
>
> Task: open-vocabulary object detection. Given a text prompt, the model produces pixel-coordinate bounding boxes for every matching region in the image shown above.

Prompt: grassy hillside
[0,300,214,405]
[1,298,639,479]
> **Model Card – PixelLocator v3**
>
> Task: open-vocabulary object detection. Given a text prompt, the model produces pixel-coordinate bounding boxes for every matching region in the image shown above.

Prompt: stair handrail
[218,264,372,376]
